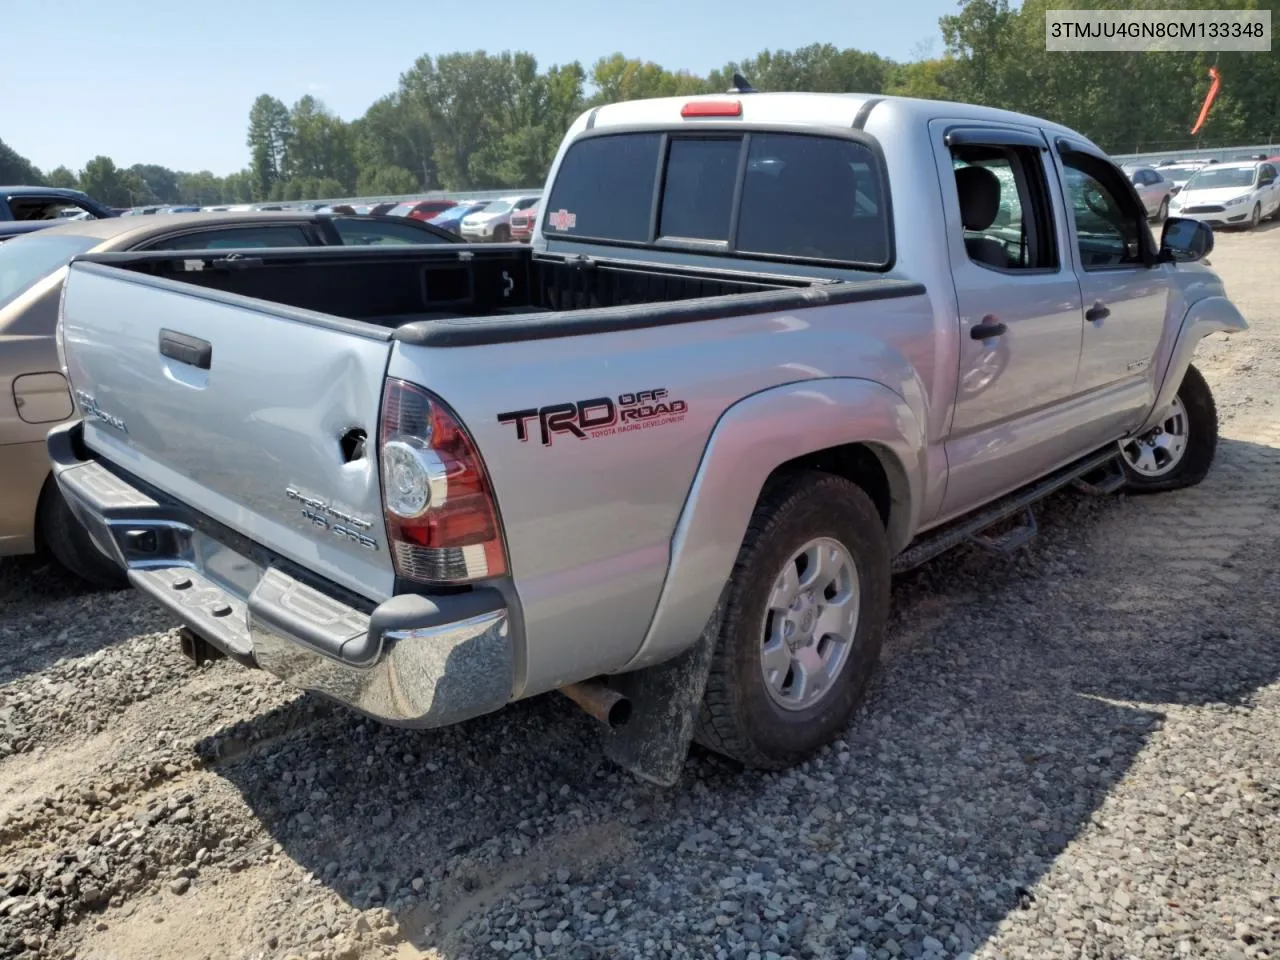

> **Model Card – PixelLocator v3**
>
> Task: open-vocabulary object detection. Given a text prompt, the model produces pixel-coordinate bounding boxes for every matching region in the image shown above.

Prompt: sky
[3,0,959,177]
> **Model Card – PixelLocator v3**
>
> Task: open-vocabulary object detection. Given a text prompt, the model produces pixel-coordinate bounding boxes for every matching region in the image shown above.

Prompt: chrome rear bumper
[47,422,514,729]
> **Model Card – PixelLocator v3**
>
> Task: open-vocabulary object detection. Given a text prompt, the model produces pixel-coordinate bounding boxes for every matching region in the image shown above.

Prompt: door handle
[970,316,1007,340]
[159,329,212,370]
[1086,303,1111,324]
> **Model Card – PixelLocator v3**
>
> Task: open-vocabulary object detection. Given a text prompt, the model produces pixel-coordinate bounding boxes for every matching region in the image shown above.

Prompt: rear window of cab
[542,130,891,269]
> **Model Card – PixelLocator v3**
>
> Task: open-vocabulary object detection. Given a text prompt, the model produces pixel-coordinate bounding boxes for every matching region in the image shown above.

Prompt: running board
[892,446,1120,573]
[1071,454,1127,496]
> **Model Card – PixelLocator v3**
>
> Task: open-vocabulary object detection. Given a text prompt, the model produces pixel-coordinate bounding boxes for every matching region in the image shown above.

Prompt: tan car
[0,212,458,585]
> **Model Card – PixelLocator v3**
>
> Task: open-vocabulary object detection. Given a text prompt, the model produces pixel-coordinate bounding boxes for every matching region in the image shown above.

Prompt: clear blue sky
[3,0,958,177]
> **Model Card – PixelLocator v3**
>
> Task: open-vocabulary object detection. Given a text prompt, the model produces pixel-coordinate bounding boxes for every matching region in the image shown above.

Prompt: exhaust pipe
[559,680,632,729]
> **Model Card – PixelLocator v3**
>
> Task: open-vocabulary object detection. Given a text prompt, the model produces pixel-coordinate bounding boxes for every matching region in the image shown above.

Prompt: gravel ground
[2,225,1278,960]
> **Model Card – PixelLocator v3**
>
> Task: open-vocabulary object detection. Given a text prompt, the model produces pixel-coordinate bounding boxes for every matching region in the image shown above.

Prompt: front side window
[1061,154,1146,269]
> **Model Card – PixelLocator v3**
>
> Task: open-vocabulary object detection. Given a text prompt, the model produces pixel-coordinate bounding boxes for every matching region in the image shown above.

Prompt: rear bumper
[47,422,514,729]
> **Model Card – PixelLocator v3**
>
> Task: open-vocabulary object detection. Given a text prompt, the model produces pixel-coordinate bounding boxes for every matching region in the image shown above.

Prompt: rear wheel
[694,471,890,770]
[37,478,127,589]
[1118,363,1217,494]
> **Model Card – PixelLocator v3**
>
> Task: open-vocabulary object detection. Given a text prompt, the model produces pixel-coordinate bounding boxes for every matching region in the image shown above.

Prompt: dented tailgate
[58,261,397,602]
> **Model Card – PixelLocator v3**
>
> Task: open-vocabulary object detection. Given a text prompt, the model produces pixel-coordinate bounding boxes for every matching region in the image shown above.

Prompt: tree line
[3,0,1277,208]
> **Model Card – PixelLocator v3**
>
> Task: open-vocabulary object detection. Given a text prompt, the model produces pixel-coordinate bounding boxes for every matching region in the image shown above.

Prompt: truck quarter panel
[385,292,935,699]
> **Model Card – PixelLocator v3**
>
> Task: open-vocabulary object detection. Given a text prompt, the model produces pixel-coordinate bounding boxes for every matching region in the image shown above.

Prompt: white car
[1169,161,1280,230]
[459,195,540,242]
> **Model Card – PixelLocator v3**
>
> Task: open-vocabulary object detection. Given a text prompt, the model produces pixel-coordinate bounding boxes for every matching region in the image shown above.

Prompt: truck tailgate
[59,261,396,601]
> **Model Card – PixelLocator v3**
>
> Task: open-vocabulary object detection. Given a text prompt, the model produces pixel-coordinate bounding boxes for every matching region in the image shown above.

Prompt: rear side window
[543,133,660,242]
[544,130,891,268]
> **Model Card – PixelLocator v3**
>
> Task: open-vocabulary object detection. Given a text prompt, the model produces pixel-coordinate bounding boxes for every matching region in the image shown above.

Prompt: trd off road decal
[498,388,688,446]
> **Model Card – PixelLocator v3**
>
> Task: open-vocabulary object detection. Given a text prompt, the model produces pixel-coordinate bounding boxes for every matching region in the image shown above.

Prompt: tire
[1156,197,1169,222]
[694,470,891,770]
[493,224,511,243]
[37,478,128,589]
[1247,204,1261,230]
[1118,363,1217,494]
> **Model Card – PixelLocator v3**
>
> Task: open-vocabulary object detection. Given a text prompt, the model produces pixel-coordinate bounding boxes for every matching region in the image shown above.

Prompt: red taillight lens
[681,99,742,118]
[379,378,507,584]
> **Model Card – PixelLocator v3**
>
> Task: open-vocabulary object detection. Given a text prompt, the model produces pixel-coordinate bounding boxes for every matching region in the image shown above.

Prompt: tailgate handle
[159,329,212,370]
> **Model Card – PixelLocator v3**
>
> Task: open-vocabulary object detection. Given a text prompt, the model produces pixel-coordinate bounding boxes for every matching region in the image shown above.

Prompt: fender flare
[620,377,926,672]
[1138,294,1247,435]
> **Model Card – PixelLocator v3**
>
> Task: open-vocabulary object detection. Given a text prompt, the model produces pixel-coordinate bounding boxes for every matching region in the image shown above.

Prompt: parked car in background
[0,212,457,585]
[509,200,539,242]
[459,194,539,241]
[427,200,489,235]
[1169,160,1280,229]
[1,187,115,226]
[1156,162,1208,196]
[388,198,457,221]
[1121,164,1174,220]
[160,205,201,214]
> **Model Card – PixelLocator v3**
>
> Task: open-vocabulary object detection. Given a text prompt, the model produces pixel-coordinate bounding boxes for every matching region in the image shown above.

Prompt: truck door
[1051,139,1168,422]
[929,121,1086,517]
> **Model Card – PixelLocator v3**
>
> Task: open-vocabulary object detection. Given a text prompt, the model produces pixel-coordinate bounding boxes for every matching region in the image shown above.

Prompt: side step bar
[892,448,1124,573]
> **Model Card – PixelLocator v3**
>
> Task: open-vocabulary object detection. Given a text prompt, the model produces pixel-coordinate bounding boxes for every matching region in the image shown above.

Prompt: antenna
[728,71,756,94]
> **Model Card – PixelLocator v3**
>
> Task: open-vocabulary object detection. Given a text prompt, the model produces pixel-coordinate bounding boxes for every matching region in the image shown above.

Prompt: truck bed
[74,243,918,347]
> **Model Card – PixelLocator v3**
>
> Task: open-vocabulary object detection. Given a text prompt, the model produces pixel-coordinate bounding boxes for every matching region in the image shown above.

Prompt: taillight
[378,378,508,584]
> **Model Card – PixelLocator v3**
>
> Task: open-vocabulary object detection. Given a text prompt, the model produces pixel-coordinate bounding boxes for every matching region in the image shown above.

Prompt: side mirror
[1261,176,1276,187]
[1159,217,1214,264]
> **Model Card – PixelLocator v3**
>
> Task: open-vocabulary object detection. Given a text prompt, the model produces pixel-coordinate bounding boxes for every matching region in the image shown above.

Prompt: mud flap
[601,603,721,787]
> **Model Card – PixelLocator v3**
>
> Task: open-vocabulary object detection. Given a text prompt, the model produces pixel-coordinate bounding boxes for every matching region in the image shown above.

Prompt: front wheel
[493,224,511,243]
[1118,363,1217,494]
[1246,204,1261,230]
[694,471,891,770]
[1156,197,1169,222]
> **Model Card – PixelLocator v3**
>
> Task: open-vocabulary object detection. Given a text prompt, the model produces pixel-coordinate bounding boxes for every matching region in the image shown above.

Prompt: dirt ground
[1,223,1277,960]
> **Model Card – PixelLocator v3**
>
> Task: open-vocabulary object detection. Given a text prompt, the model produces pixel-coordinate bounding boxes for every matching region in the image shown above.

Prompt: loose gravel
[2,226,1278,960]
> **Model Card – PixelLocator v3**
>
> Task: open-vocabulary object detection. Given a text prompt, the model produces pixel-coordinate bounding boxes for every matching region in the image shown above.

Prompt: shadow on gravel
[197,444,1280,959]
[0,555,168,681]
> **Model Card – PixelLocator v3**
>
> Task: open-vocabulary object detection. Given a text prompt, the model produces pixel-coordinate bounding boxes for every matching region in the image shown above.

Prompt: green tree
[353,93,435,190]
[284,96,357,192]
[587,54,710,105]
[708,44,895,94]
[247,94,292,200]
[0,139,41,184]
[127,163,181,204]
[357,165,420,196]
[43,165,80,189]
[78,156,134,206]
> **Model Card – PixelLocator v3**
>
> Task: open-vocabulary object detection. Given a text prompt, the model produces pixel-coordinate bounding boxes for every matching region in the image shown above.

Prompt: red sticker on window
[548,209,577,230]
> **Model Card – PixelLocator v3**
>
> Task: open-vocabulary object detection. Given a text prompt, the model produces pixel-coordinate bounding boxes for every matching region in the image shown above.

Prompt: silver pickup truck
[49,91,1245,785]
